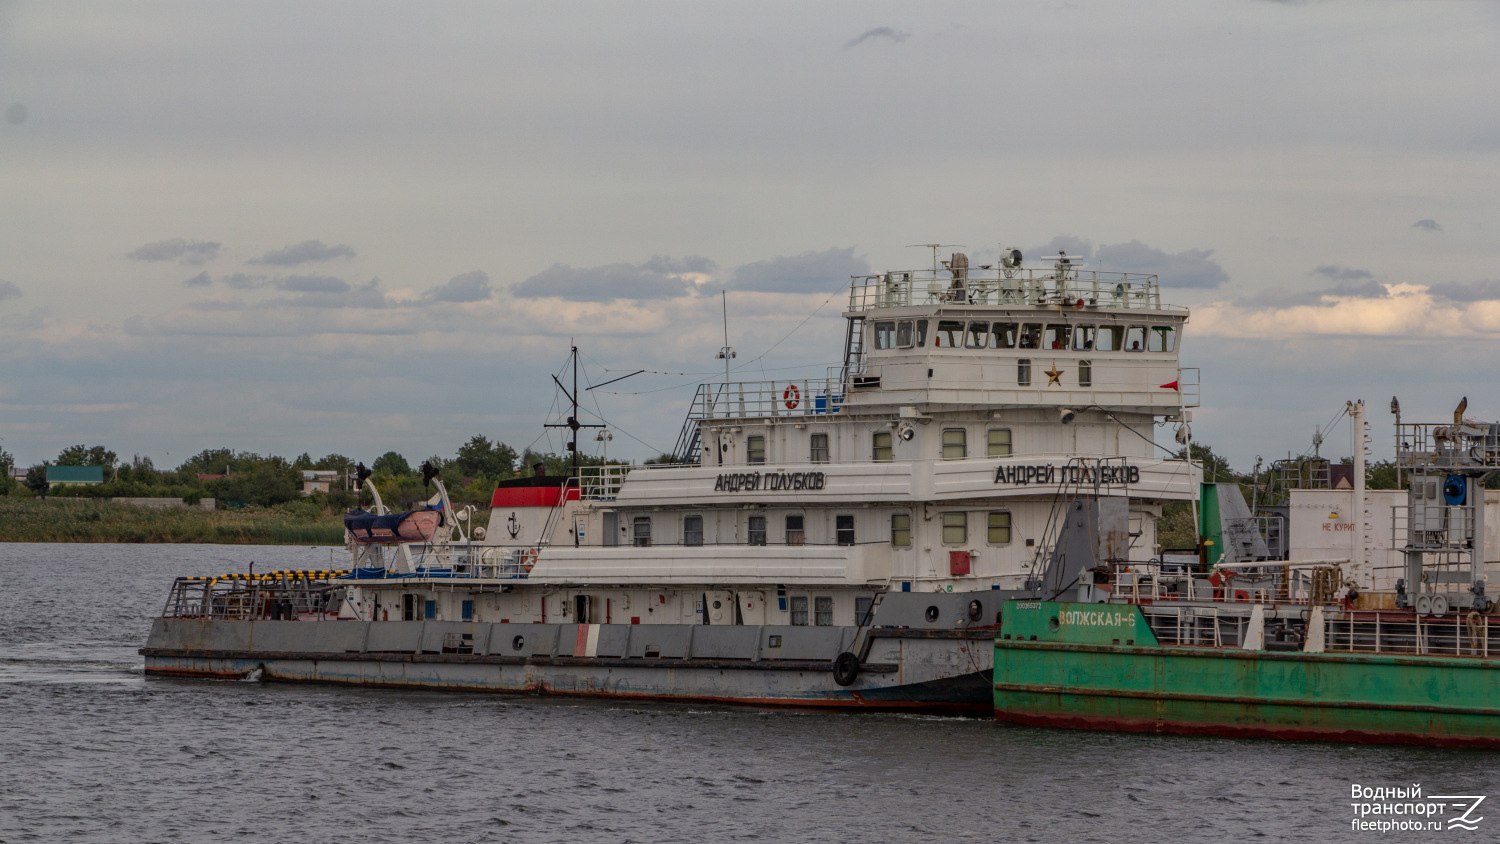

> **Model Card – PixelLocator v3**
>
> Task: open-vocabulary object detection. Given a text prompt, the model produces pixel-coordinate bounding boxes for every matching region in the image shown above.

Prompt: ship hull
[993,601,1500,748]
[142,618,993,714]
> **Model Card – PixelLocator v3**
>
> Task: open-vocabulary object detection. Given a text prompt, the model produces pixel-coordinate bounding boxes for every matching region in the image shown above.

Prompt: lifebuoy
[522,549,538,571]
[1075,298,1086,309]
[783,385,800,409]
[833,651,860,686]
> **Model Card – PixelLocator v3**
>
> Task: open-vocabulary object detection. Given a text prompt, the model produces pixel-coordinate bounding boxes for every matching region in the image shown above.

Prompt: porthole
[712,600,722,609]
[925,606,940,623]
[512,635,525,651]
[1048,617,1060,631]
[967,600,982,621]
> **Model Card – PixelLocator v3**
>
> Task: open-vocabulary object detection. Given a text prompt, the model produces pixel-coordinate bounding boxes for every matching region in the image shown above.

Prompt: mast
[544,344,602,545]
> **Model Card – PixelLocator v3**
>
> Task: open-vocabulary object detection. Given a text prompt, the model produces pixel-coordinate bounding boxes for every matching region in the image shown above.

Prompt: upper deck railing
[847,268,1169,313]
[1397,421,1500,470]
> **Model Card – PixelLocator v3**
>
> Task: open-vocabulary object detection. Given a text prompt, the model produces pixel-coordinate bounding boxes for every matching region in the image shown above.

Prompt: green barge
[993,600,1500,747]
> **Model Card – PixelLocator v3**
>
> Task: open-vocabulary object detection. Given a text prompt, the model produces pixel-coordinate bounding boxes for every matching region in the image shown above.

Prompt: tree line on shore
[0,436,618,512]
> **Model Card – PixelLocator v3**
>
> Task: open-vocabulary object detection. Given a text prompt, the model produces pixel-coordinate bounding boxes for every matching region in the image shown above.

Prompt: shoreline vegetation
[0,498,354,545]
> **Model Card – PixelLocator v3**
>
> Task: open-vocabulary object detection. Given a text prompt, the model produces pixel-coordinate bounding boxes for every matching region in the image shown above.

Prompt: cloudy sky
[1,1,1497,471]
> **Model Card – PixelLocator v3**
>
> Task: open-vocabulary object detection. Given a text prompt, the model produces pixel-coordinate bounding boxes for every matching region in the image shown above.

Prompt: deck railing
[847,268,1172,313]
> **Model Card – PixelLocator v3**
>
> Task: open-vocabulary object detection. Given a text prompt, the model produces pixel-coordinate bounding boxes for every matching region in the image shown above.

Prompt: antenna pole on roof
[715,290,735,385]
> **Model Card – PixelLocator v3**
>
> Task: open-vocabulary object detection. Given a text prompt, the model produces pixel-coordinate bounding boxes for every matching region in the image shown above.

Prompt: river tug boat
[994,400,1500,746]
[143,246,1199,712]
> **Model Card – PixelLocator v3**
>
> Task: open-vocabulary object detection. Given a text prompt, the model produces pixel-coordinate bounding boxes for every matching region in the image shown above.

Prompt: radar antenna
[906,243,964,277]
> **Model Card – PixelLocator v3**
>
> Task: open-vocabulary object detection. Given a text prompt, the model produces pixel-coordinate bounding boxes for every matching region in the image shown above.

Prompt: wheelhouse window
[935,320,964,348]
[966,321,989,349]
[810,432,829,463]
[1096,325,1122,352]
[915,319,929,347]
[1017,359,1032,387]
[992,322,1018,349]
[941,428,967,460]
[942,512,968,544]
[747,435,766,464]
[790,596,809,626]
[855,596,874,625]
[891,513,912,547]
[684,515,703,547]
[872,431,893,463]
[1149,325,1176,352]
[988,511,1013,545]
[1125,325,1146,352]
[814,596,834,626]
[896,320,915,348]
[836,514,855,546]
[1044,324,1071,350]
[1072,325,1096,351]
[632,517,652,547]
[987,428,1012,457]
[874,321,896,350]
[1078,360,1092,388]
[1018,324,1042,349]
[786,514,805,546]
[748,515,767,546]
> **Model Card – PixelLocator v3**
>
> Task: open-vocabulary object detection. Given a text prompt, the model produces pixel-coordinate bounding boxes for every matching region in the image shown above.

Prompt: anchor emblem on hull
[506,512,520,539]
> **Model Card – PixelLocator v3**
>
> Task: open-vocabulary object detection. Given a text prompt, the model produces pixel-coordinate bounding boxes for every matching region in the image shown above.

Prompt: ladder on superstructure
[840,315,866,384]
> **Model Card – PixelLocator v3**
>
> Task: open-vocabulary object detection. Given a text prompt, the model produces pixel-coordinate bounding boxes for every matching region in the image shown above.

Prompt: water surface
[2,543,1495,842]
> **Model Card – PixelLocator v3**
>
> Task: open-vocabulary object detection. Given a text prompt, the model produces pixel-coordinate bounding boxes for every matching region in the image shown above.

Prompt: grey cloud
[0,279,21,302]
[1427,280,1500,302]
[425,270,493,303]
[1413,219,1442,231]
[187,298,247,311]
[181,271,212,288]
[249,240,356,266]
[1312,265,1373,281]
[127,238,223,266]
[272,279,389,309]
[514,255,709,301]
[729,247,867,293]
[1094,240,1229,289]
[1240,280,1388,308]
[275,274,350,293]
[223,273,268,290]
[845,27,909,48]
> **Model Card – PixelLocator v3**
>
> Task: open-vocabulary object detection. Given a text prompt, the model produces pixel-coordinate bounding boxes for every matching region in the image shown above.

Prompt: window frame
[746,434,766,465]
[809,432,830,463]
[891,512,912,547]
[790,595,809,626]
[874,321,896,350]
[872,430,893,463]
[1149,325,1176,353]
[785,514,805,546]
[1125,325,1146,352]
[1017,358,1032,387]
[1078,359,1092,388]
[632,516,652,548]
[965,321,990,349]
[1072,325,1096,351]
[1096,325,1122,352]
[988,511,1013,545]
[1044,324,1072,350]
[683,514,704,547]
[987,427,1012,458]
[941,428,967,460]
[896,320,915,348]
[992,322,1018,349]
[814,596,834,627]
[942,511,968,545]
[836,514,855,546]
[747,515,768,546]
[935,320,964,348]
[915,319,929,347]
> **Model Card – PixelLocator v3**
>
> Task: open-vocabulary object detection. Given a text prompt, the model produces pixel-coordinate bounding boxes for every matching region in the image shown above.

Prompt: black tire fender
[833,651,860,687]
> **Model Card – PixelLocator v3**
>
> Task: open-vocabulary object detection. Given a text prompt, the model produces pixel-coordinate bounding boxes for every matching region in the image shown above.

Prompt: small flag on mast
[1159,380,1179,391]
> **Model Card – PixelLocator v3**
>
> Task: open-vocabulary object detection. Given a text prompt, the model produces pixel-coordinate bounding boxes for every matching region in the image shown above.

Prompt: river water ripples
[3,542,1498,842]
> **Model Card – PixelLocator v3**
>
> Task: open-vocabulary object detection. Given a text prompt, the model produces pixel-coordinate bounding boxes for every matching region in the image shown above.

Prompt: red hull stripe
[993,708,1500,749]
[490,487,579,508]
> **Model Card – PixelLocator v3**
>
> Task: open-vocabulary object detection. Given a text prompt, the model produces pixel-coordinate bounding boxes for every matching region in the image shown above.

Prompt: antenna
[715,290,735,384]
[907,243,964,276]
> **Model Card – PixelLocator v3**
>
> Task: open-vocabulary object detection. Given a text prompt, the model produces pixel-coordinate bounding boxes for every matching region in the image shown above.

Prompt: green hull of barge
[993,601,1500,747]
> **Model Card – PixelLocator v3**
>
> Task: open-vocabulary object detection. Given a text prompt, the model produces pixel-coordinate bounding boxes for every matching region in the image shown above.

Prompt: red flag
[1159,380,1179,391]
